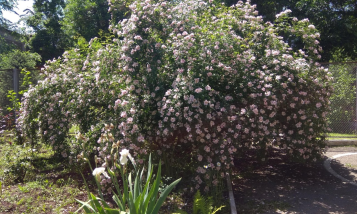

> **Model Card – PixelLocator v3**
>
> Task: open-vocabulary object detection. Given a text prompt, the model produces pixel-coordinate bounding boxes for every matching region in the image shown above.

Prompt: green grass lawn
[0,134,201,214]
[0,139,89,213]
[327,133,357,140]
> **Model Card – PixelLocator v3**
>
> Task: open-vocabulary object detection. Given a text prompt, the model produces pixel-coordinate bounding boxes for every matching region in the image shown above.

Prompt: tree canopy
[23,0,128,62]
[4,0,357,65]
[61,0,112,42]
[222,0,357,62]
[0,0,17,27]
[24,0,70,62]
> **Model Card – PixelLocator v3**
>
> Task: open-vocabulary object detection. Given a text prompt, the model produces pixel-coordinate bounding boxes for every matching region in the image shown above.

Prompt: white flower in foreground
[119,149,135,165]
[92,167,110,180]
[75,132,82,140]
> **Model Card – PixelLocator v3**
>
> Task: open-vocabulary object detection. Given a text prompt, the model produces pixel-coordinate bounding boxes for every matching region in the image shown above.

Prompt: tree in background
[61,0,109,43]
[222,0,357,62]
[0,0,42,115]
[0,0,19,55]
[7,0,357,63]
[24,0,128,62]
[0,0,17,28]
[0,28,19,54]
[25,0,70,62]
[0,49,41,69]
[326,50,357,133]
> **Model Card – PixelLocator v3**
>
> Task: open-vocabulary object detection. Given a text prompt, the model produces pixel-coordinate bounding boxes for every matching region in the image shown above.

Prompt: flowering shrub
[18,0,332,190]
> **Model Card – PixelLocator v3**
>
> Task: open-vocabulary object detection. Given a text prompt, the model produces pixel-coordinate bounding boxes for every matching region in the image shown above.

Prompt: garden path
[233,146,357,213]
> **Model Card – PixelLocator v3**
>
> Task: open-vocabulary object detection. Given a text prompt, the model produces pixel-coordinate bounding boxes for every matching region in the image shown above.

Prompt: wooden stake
[226,172,237,214]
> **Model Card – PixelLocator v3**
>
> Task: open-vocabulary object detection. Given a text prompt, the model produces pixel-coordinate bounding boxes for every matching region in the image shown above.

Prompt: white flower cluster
[18,0,332,192]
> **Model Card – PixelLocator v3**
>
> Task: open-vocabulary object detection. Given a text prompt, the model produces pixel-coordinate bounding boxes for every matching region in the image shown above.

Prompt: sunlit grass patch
[0,138,88,213]
[327,133,357,140]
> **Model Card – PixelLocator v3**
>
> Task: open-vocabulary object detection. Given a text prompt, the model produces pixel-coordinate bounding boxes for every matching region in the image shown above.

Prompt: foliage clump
[0,50,41,128]
[18,0,332,191]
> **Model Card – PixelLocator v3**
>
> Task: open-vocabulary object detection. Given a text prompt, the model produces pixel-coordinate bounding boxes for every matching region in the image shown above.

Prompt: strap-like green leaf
[211,205,226,214]
[104,208,121,214]
[151,178,181,214]
[146,163,161,213]
[133,174,143,213]
[134,192,143,213]
[75,198,96,213]
[128,191,136,214]
[128,173,133,199]
[146,180,158,212]
[134,171,140,200]
[147,154,152,184]
[113,193,125,211]
[193,191,200,214]
[118,165,129,205]
[139,168,144,193]
[139,164,154,214]
[108,169,122,196]
[79,172,95,210]
[99,192,111,210]
[90,193,106,214]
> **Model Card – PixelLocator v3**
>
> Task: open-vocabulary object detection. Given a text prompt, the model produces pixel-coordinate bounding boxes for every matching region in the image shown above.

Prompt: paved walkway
[234,146,357,214]
[324,147,357,186]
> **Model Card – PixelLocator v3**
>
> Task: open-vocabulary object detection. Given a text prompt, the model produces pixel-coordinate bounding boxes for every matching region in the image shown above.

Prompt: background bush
[0,50,41,131]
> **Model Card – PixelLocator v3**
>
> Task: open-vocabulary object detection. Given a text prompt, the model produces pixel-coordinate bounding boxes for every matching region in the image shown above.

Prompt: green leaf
[90,193,106,214]
[128,173,134,200]
[211,205,226,214]
[193,191,200,214]
[133,173,142,213]
[113,193,125,211]
[104,208,120,214]
[146,154,153,184]
[135,168,146,212]
[80,172,94,209]
[151,177,181,214]
[146,166,160,213]
[108,169,123,201]
[75,199,96,213]
[128,191,136,214]
[133,170,140,201]
[117,164,129,204]
[140,163,154,213]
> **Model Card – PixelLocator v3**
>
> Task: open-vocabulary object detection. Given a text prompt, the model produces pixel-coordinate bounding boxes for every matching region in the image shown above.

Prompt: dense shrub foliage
[18,0,332,190]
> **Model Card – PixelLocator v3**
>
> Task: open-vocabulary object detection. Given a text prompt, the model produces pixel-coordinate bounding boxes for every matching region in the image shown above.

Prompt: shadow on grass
[232,148,357,214]
[4,151,97,189]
